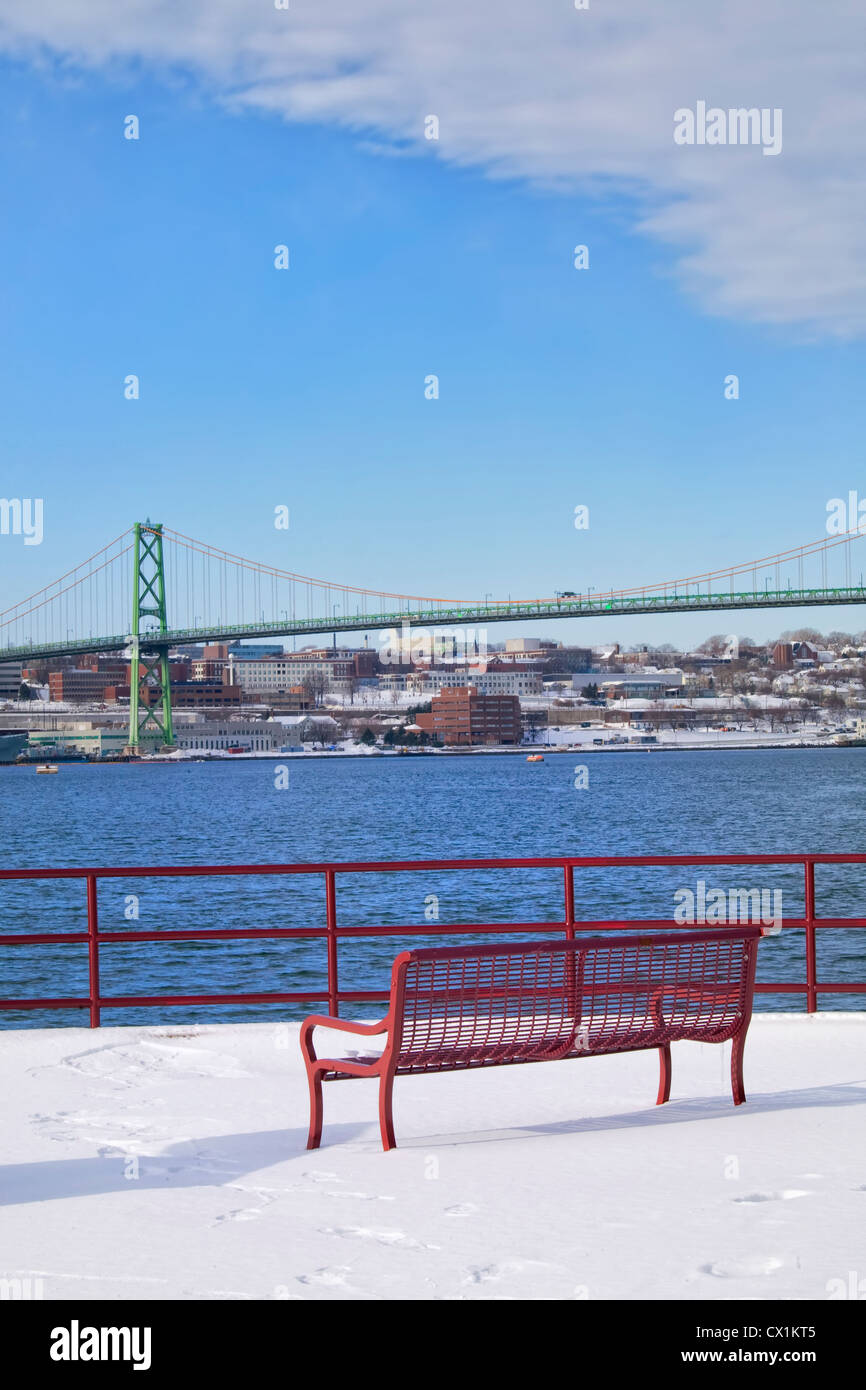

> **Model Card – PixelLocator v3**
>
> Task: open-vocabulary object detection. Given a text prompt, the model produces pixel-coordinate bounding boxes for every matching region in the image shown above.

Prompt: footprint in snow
[320,1226,437,1250]
[733,1190,811,1203]
[214,1208,262,1224]
[323,1190,395,1202]
[462,1261,533,1285]
[701,1256,784,1278]
[297,1266,352,1287]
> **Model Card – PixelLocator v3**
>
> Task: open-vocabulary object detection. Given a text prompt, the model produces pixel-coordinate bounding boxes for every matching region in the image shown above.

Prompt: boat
[526,753,545,762]
[0,730,29,763]
[36,764,59,774]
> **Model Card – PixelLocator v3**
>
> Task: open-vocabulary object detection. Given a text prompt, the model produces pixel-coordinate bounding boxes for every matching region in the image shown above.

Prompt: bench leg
[656,1044,672,1105]
[378,1072,397,1151]
[306,1066,324,1150]
[731,1031,747,1106]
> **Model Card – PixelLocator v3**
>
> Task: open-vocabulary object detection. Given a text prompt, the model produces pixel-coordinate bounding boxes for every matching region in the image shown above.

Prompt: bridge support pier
[126,522,175,755]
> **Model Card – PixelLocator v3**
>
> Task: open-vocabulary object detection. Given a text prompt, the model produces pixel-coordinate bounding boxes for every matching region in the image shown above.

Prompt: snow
[1,1015,864,1300]
[538,724,844,751]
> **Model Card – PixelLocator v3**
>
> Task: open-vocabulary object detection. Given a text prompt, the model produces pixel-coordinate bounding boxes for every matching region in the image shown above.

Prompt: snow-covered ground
[537,724,847,751]
[2,1015,864,1300]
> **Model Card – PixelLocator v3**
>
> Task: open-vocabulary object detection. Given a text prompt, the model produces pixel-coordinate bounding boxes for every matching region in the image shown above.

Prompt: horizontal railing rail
[0,852,864,1025]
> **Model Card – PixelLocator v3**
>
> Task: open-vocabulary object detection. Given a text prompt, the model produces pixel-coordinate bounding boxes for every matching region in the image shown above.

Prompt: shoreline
[2,738,863,765]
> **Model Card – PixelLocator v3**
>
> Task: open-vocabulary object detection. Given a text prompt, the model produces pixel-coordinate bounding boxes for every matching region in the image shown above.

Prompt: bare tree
[300,672,328,709]
[306,719,336,748]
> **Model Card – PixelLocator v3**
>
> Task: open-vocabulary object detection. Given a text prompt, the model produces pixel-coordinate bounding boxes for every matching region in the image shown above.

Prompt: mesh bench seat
[301,927,763,1150]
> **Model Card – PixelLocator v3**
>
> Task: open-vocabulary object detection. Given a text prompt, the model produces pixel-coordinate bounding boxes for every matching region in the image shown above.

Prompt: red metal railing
[0,853,864,1026]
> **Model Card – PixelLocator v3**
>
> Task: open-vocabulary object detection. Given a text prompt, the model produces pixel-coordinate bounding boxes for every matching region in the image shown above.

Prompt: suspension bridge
[1,519,865,749]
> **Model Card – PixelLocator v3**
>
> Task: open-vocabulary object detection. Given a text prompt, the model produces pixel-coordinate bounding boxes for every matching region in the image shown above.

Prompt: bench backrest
[389,928,761,1073]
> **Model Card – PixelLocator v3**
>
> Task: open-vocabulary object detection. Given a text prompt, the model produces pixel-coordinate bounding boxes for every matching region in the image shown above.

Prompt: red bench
[301,926,763,1150]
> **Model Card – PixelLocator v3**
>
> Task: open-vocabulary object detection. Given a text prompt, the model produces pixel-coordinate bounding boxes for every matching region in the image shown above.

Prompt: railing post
[804,859,817,1014]
[563,864,575,942]
[325,869,339,1017]
[564,865,576,1015]
[86,873,101,1028]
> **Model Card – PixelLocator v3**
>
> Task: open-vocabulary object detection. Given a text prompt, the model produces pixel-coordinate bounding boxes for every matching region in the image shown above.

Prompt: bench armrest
[300,1012,391,1066]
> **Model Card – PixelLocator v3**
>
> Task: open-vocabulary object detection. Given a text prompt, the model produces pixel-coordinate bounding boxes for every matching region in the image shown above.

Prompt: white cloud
[1,0,864,335]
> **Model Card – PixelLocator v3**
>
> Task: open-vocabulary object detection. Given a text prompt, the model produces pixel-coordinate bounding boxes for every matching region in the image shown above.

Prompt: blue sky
[1,3,865,648]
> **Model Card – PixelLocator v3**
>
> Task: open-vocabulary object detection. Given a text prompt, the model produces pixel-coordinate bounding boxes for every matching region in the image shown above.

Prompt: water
[1,748,865,1027]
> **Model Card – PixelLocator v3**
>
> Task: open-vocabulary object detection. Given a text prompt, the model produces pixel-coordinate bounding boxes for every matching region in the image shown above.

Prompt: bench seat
[301,927,763,1148]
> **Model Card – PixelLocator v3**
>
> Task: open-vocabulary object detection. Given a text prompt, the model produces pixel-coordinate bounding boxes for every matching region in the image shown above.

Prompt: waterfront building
[27,723,161,756]
[0,660,23,700]
[174,720,287,752]
[415,686,522,746]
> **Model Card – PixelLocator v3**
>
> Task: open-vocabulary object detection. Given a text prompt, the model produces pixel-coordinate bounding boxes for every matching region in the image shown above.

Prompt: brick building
[415,685,521,746]
[49,670,114,703]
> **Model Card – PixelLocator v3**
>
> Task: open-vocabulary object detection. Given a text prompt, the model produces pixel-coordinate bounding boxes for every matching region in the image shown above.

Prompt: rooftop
[2,1014,864,1300]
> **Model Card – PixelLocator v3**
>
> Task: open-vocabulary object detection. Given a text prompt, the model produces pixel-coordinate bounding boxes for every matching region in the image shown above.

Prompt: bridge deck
[4,586,866,663]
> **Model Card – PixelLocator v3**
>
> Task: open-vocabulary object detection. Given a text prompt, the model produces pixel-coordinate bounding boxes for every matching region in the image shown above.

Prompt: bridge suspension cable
[2,517,866,662]
[0,531,134,652]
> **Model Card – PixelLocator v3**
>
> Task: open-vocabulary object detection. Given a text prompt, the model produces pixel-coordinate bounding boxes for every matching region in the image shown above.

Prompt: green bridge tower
[126,521,175,754]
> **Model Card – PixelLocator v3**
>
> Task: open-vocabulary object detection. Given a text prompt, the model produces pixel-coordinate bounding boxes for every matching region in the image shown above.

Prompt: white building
[174,720,287,752]
[571,670,611,692]
[581,667,684,697]
[416,669,543,696]
[228,656,354,693]
[274,714,340,743]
